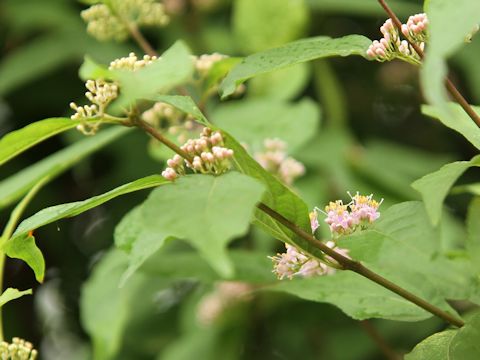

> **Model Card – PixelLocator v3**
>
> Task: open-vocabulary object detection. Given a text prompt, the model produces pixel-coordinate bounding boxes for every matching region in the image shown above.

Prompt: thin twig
[377,0,480,128]
[359,320,400,360]
[127,23,158,57]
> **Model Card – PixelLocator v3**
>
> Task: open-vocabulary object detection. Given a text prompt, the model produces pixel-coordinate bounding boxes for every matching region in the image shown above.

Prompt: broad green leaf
[307,0,422,18]
[79,55,113,81]
[421,1,480,120]
[452,183,480,196]
[339,202,474,305]
[422,103,480,151]
[148,95,209,126]
[204,57,242,93]
[11,175,168,241]
[467,197,480,274]
[233,0,309,53]
[248,63,310,101]
[140,173,265,278]
[406,312,480,359]
[220,35,371,98]
[273,271,430,321]
[0,118,93,167]
[112,41,194,108]
[2,234,45,283]
[212,98,320,151]
[140,250,274,284]
[405,330,457,360]
[449,311,480,359]
[412,155,480,225]
[81,249,174,360]
[0,288,32,307]
[0,127,130,210]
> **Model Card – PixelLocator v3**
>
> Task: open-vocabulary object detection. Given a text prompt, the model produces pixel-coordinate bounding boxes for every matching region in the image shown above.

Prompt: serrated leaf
[233,0,309,53]
[0,118,99,167]
[0,287,32,307]
[2,234,45,283]
[273,271,430,321]
[220,35,371,98]
[11,175,168,242]
[339,202,474,306]
[412,155,480,225]
[0,127,130,210]
[140,173,265,278]
[422,103,480,151]
[112,41,194,108]
[421,1,480,122]
[405,330,457,360]
[212,98,320,152]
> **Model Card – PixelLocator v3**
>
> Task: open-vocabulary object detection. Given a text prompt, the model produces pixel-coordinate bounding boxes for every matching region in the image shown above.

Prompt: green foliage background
[1,0,479,359]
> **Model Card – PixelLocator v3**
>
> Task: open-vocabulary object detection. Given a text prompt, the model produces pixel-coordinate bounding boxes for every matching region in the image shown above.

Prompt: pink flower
[324,201,355,236]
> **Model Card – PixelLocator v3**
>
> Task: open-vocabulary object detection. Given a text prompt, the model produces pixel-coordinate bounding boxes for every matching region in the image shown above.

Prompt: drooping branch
[377,0,480,128]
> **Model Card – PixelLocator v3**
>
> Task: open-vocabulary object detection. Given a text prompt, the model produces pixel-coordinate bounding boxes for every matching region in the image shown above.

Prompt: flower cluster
[81,0,169,42]
[323,192,382,237]
[367,14,428,64]
[109,52,159,71]
[69,79,119,135]
[162,128,234,180]
[196,281,253,326]
[192,53,228,76]
[254,138,305,185]
[0,337,37,360]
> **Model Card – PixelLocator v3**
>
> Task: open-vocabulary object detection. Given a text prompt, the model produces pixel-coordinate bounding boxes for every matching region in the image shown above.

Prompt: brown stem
[127,23,158,57]
[257,203,465,328]
[377,0,480,128]
[359,320,400,360]
[136,120,465,327]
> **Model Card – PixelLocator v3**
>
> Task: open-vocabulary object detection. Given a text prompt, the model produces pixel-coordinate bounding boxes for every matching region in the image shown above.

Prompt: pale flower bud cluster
[196,281,253,326]
[367,14,427,63]
[109,52,159,71]
[161,128,234,180]
[254,138,305,185]
[192,53,228,76]
[69,79,118,135]
[0,337,38,360]
[81,0,169,42]
[322,192,383,237]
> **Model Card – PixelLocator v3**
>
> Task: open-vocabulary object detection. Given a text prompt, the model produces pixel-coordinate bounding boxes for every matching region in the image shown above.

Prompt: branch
[133,119,465,328]
[377,0,480,128]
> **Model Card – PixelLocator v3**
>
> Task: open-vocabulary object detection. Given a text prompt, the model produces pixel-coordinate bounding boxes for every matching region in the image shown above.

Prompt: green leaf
[406,312,480,359]
[422,103,480,151]
[204,57,242,93]
[339,202,474,305]
[452,183,480,196]
[449,311,480,359]
[140,250,274,284]
[233,0,309,53]
[421,1,480,120]
[412,155,480,225]
[467,197,480,274]
[212,98,320,151]
[2,234,45,283]
[405,330,457,360]
[11,175,168,241]
[0,118,94,167]
[307,0,421,17]
[147,95,209,126]
[273,271,430,321]
[248,63,310,101]
[140,173,265,278]
[112,41,194,108]
[79,55,113,81]
[220,35,371,98]
[0,288,32,307]
[0,127,130,210]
